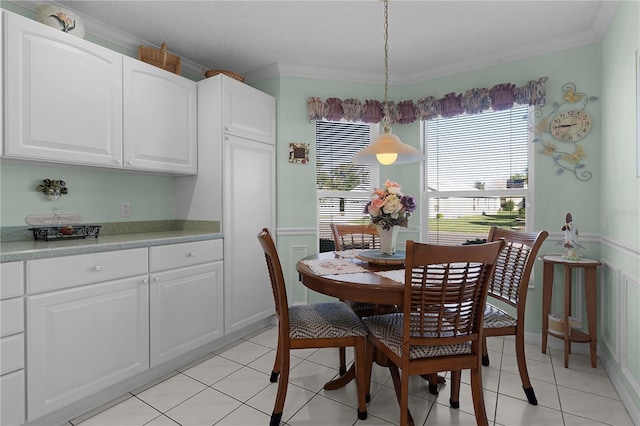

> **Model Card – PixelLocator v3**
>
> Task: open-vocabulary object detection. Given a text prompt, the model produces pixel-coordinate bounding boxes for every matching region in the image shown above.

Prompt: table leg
[563,266,573,368]
[541,261,554,354]
[323,364,356,390]
[585,265,598,368]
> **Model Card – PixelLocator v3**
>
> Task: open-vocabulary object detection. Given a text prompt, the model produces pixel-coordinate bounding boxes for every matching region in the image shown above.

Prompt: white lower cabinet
[1,370,25,426]
[0,261,25,426]
[149,240,224,367]
[20,239,224,423]
[26,276,149,421]
[25,248,149,421]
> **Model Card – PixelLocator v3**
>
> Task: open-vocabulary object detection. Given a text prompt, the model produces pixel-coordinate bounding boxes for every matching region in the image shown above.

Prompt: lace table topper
[333,249,362,259]
[374,269,405,283]
[301,258,367,275]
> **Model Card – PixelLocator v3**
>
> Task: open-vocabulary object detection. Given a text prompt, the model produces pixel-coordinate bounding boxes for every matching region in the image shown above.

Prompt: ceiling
[22,1,618,84]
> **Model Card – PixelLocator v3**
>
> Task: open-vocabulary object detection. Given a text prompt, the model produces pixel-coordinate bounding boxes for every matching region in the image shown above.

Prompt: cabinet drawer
[150,239,222,272]
[1,261,24,299]
[1,298,23,337]
[27,248,148,294]
[1,334,24,374]
[1,370,25,426]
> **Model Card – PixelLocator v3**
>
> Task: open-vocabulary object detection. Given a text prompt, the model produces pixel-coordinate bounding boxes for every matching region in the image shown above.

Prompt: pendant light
[352,0,423,166]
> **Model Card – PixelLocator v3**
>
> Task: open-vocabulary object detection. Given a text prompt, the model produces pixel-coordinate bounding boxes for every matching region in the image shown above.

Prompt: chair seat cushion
[484,303,517,328]
[289,302,367,339]
[363,313,471,360]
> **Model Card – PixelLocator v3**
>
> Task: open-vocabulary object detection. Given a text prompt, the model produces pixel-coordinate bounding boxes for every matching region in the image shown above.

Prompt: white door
[150,262,224,367]
[222,76,276,144]
[224,135,275,334]
[4,12,123,167]
[26,276,149,421]
[123,57,197,175]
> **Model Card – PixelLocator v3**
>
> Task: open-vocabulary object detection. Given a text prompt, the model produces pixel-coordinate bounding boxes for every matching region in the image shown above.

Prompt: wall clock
[531,82,598,181]
[550,110,592,142]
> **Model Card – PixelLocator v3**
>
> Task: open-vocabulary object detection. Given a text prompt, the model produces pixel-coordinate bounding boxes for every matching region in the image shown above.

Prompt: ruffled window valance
[308,76,548,124]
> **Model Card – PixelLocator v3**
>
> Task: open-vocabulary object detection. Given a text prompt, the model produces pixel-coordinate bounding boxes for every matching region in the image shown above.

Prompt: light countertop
[1,231,223,262]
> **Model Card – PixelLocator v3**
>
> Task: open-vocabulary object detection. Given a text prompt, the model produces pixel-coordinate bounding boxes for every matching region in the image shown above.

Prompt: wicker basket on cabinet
[138,42,181,75]
[203,68,245,82]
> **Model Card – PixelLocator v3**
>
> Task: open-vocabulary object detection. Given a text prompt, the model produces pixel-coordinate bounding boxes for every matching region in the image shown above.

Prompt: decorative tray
[355,249,405,265]
[28,225,102,241]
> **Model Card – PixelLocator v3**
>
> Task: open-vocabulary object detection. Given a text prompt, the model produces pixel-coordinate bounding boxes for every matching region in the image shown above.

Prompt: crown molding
[10,0,208,79]
[9,0,619,86]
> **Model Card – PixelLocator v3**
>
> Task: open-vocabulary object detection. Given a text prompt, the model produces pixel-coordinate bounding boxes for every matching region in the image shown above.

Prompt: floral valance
[308,76,548,124]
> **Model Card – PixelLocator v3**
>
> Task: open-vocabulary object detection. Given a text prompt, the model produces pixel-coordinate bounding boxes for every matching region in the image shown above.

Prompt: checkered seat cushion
[484,303,518,328]
[363,313,471,360]
[289,302,367,339]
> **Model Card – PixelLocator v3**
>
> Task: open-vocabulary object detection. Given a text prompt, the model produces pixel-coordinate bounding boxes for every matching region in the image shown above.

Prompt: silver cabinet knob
[142,277,149,284]
[154,276,160,282]
[188,251,195,257]
[93,265,102,271]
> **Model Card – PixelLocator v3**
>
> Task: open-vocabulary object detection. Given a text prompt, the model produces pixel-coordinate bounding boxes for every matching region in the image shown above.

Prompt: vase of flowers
[364,180,416,255]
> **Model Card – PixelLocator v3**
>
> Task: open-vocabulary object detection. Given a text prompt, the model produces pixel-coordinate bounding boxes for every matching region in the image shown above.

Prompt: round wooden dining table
[296,251,445,393]
[296,251,405,305]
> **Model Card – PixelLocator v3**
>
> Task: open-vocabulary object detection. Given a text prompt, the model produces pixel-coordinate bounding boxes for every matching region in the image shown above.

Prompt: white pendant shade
[352,126,423,165]
[350,0,423,167]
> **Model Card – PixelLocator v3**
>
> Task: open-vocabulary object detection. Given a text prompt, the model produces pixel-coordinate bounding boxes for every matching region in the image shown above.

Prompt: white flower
[382,195,403,215]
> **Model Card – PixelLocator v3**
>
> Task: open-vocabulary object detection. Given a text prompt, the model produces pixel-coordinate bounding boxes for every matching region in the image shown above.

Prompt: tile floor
[69,325,634,426]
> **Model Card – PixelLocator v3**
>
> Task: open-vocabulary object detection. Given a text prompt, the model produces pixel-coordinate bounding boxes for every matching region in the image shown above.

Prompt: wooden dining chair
[330,223,381,373]
[257,228,368,425]
[450,226,549,407]
[363,239,505,426]
[330,223,380,252]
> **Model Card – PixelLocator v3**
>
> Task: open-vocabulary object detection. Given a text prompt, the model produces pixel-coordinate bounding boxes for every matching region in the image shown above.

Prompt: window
[316,121,377,251]
[422,105,532,245]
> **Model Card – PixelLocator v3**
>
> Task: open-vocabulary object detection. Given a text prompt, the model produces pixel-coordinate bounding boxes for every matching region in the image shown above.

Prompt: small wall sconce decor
[289,142,309,164]
[36,179,68,201]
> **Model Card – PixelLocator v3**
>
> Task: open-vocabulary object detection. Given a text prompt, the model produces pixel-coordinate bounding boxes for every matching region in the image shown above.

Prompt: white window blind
[316,121,375,250]
[423,105,531,245]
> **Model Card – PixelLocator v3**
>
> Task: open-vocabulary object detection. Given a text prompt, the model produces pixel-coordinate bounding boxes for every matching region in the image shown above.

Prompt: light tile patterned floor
[70,326,634,426]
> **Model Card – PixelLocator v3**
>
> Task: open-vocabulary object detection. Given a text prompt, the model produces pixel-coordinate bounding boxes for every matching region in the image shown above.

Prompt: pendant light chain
[382,0,390,126]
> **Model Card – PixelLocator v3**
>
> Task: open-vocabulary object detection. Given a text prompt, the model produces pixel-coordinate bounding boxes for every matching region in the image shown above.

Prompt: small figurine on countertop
[559,212,584,260]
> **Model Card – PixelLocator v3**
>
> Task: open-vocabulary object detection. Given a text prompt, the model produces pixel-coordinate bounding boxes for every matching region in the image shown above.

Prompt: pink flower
[384,180,402,195]
[373,188,386,198]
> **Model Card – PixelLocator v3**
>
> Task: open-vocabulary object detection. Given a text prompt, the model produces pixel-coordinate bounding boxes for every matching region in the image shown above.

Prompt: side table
[540,254,601,368]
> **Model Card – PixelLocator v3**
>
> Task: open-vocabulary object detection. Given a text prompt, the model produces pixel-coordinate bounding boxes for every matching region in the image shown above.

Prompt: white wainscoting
[600,260,621,363]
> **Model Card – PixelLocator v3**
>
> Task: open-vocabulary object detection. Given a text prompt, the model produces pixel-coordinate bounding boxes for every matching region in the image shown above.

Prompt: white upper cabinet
[3,12,197,175]
[123,57,197,175]
[4,12,123,167]
[222,76,276,144]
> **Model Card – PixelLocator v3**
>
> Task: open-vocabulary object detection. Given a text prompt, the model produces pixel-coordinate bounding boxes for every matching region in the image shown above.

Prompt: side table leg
[541,261,554,354]
[564,266,572,368]
[585,265,598,368]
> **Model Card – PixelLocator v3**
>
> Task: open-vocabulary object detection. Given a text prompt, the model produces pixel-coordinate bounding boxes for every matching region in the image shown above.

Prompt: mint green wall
[601,1,640,247]
[0,162,176,224]
[600,0,640,415]
[272,45,604,304]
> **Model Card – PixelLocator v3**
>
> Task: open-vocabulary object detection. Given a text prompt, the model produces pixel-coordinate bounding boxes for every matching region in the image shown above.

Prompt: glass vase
[376,224,399,255]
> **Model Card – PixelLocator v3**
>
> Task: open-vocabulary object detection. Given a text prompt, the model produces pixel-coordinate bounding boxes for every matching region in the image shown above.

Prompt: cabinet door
[123,57,197,175]
[1,370,25,426]
[224,135,275,334]
[4,12,123,167]
[26,276,149,421]
[150,262,223,367]
[222,76,276,144]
